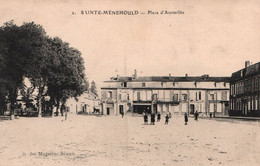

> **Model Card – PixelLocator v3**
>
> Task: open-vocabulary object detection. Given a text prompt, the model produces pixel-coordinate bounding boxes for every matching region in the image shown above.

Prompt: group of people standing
[143,112,172,125]
[144,111,199,125]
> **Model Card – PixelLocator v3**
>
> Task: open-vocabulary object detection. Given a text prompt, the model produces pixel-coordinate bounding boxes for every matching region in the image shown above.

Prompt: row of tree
[0,21,89,118]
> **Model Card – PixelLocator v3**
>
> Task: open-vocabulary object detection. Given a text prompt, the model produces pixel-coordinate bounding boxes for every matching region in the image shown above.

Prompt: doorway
[119,105,124,114]
[190,104,195,115]
[107,108,110,115]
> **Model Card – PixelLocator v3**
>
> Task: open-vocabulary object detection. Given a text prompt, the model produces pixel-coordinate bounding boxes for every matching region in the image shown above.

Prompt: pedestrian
[151,113,155,125]
[157,112,161,122]
[65,111,67,121]
[194,111,199,121]
[121,110,124,118]
[169,112,172,118]
[184,113,188,125]
[144,113,148,125]
[165,114,169,125]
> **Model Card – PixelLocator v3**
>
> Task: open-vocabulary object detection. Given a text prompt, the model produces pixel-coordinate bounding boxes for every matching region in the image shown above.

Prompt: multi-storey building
[101,72,230,116]
[230,61,260,117]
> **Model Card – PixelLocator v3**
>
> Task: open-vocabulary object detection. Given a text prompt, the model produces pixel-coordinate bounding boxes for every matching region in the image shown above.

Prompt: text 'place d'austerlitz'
[79,10,184,15]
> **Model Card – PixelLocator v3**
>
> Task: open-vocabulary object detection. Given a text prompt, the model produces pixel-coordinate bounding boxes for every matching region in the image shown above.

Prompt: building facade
[230,61,260,117]
[101,73,230,116]
[66,91,100,114]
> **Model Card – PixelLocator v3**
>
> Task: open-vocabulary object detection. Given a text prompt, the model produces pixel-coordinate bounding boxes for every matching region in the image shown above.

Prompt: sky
[1,0,260,89]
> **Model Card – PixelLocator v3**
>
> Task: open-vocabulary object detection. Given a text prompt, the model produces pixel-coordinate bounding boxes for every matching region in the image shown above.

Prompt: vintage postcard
[0,0,259,166]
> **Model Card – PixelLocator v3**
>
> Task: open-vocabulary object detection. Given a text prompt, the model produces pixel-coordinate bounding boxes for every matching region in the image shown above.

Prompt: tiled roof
[231,62,260,81]
[105,75,230,82]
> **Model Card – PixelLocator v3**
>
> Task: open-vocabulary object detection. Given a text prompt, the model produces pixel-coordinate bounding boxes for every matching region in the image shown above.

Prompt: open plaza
[0,113,259,166]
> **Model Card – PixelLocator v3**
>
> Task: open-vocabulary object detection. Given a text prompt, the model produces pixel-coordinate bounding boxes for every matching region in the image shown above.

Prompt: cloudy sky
[1,0,260,88]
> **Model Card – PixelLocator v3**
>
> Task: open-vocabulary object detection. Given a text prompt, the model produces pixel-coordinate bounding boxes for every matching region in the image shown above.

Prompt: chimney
[202,74,209,79]
[169,73,171,79]
[117,75,119,80]
[245,61,250,68]
[185,74,188,79]
[133,69,137,79]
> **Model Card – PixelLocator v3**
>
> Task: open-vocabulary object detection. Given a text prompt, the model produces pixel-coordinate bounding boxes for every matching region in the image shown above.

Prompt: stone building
[230,61,260,117]
[66,91,100,114]
[101,72,230,116]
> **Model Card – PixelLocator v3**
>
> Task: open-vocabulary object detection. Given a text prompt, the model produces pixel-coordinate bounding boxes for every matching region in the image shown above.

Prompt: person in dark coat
[65,111,68,121]
[144,113,148,125]
[184,113,188,125]
[121,111,124,118]
[194,111,199,121]
[157,112,161,122]
[165,114,169,125]
[151,113,155,125]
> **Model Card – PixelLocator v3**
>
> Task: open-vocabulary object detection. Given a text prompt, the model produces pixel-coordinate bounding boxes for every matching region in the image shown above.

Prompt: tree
[0,21,87,118]
[46,37,87,116]
[0,21,49,118]
[18,22,49,117]
[0,21,25,119]
[90,81,98,96]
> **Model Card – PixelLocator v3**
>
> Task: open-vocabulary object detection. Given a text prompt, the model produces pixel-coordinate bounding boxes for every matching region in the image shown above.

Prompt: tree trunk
[10,103,15,120]
[37,84,45,118]
[55,101,60,116]
[61,101,66,116]
[49,97,55,117]
[51,105,54,117]
[9,89,17,120]
[38,94,42,118]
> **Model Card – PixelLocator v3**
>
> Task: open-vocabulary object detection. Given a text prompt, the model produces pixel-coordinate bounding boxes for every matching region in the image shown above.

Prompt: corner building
[230,61,260,117]
[101,74,230,116]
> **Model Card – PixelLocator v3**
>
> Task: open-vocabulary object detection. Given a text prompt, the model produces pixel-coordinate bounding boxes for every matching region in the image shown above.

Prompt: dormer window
[194,81,197,87]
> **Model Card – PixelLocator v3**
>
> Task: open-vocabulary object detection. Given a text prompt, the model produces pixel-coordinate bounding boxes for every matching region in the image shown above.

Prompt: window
[137,92,141,101]
[251,79,253,92]
[173,94,178,102]
[210,94,214,100]
[222,91,227,101]
[256,97,258,110]
[253,78,255,92]
[248,97,251,111]
[255,77,258,91]
[259,77,260,90]
[199,92,201,100]
[182,94,187,101]
[127,94,130,100]
[108,91,112,98]
[153,94,158,100]
[123,82,127,87]
[142,83,146,87]
[119,94,122,100]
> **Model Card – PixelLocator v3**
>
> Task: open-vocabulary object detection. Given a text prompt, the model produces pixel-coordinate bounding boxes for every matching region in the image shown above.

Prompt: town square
[1,0,260,166]
[0,113,259,166]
